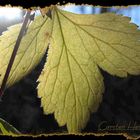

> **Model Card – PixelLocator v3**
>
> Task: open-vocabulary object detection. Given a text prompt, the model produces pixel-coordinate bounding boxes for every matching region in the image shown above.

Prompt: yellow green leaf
[0,118,20,135]
[38,7,140,133]
[0,15,52,87]
[58,10,140,77]
[38,8,104,133]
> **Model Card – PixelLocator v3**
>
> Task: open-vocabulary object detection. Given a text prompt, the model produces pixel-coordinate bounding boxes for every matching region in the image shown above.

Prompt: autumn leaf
[37,7,140,132]
[0,118,20,135]
[0,15,52,87]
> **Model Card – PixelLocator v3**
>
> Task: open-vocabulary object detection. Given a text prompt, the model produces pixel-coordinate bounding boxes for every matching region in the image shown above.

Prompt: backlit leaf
[0,15,52,87]
[1,6,140,133]
[38,7,140,132]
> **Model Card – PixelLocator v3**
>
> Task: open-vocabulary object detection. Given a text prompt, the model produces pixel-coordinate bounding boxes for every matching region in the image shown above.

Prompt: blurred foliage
[0,118,20,135]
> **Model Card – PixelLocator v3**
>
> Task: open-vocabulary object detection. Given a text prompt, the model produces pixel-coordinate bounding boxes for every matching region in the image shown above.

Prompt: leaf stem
[0,10,31,99]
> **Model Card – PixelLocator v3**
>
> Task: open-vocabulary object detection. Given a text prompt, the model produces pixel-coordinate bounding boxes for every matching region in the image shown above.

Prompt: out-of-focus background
[0,6,140,137]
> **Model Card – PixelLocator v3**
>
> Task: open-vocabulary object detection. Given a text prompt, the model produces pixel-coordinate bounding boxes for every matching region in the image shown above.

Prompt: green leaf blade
[58,10,140,77]
[38,8,104,133]
[38,8,140,132]
[0,118,20,135]
[0,15,52,87]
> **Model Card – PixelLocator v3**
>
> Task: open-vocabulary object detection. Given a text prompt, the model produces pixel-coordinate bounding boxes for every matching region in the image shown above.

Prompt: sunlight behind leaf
[0,8,22,20]
[38,7,140,132]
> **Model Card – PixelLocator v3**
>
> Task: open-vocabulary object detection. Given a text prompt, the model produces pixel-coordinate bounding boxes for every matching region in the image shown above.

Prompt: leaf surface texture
[38,8,140,132]
[0,15,52,87]
[1,7,140,133]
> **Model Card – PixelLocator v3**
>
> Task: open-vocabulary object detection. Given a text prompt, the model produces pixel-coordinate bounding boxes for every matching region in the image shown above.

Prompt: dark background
[0,6,140,138]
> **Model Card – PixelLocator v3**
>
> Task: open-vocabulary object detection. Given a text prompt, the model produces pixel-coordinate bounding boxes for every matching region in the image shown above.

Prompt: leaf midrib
[55,9,79,130]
